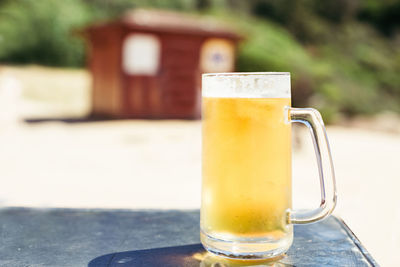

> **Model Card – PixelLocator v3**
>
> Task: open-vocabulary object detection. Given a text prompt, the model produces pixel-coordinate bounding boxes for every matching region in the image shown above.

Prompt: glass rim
[202,72,290,77]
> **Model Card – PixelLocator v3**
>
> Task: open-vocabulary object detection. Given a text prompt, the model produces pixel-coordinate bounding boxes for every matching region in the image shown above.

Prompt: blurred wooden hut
[84,9,240,119]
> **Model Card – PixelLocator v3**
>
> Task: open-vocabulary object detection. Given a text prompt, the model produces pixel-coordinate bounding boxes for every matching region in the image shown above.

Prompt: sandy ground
[0,65,399,266]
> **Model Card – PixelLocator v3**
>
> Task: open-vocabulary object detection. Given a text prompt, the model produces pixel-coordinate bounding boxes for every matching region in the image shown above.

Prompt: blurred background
[0,0,399,266]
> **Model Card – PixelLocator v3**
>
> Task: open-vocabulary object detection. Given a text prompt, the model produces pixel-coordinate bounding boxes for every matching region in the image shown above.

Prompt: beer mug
[201,73,337,259]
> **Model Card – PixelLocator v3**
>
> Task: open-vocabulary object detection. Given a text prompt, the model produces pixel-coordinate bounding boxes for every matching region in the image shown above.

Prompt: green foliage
[213,8,400,121]
[211,0,400,121]
[0,0,93,67]
[358,0,400,36]
[310,22,400,118]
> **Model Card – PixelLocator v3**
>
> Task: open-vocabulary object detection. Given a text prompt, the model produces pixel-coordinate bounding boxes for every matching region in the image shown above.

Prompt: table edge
[334,217,380,267]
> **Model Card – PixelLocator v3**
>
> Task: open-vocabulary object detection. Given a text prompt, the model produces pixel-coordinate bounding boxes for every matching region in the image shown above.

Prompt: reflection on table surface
[199,252,290,267]
[92,243,292,267]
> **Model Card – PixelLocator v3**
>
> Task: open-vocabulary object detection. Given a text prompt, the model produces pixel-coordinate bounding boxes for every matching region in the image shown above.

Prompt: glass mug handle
[288,107,337,224]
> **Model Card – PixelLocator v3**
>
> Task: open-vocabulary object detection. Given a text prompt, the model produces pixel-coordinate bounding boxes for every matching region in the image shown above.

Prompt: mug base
[200,229,293,260]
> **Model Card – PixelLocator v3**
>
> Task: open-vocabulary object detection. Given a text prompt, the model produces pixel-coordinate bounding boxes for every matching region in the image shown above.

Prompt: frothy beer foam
[202,73,291,98]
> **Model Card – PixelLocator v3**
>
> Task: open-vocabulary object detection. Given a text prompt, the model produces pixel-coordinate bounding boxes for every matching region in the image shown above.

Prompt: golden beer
[200,73,336,260]
[201,97,292,243]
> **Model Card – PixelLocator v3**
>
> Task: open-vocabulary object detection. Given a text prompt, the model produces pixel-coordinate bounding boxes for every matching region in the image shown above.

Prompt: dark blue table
[0,208,378,266]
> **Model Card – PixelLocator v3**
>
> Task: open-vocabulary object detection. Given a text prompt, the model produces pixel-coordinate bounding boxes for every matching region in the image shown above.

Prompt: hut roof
[88,9,240,39]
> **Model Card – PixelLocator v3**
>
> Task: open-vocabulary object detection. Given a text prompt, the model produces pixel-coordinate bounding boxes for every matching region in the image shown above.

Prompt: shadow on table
[23,116,187,124]
[24,116,120,124]
[88,243,292,267]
